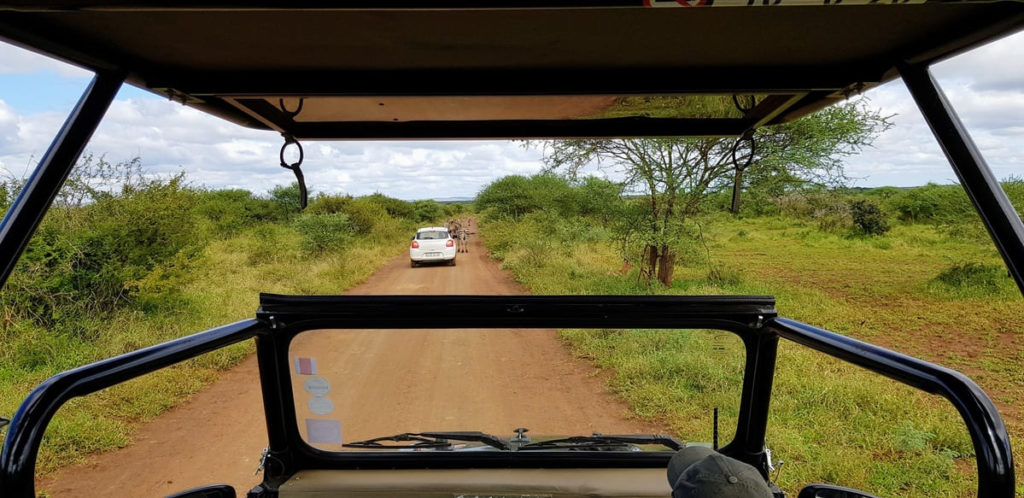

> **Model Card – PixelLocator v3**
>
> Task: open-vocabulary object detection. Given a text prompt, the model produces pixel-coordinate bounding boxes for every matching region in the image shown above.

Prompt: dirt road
[39,231,658,497]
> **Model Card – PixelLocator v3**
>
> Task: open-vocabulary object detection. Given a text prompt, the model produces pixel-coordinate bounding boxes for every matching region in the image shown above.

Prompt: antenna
[713,407,719,450]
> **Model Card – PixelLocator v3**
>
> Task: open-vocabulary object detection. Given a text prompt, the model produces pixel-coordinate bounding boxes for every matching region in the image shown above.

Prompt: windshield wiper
[517,434,683,451]
[343,431,510,450]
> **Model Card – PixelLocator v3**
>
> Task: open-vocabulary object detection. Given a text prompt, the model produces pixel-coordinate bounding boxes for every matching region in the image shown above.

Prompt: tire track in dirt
[39,225,659,497]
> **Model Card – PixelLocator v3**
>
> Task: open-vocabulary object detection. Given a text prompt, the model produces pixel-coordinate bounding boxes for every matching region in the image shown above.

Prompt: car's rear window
[417,230,448,240]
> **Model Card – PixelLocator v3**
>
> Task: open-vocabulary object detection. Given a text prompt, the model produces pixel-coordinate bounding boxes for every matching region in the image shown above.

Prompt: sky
[0,31,1021,201]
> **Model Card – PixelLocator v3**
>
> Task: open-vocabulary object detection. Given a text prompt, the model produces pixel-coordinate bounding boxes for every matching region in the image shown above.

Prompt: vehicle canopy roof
[0,1,1021,140]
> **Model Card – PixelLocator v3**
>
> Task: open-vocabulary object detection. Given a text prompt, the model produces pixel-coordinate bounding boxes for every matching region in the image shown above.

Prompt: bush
[268,182,304,220]
[342,198,390,234]
[888,183,972,223]
[849,199,890,236]
[2,175,201,322]
[364,193,415,219]
[195,189,280,234]
[306,194,352,215]
[292,213,354,253]
[932,262,1008,294]
[476,174,576,219]
[412,199,444,223]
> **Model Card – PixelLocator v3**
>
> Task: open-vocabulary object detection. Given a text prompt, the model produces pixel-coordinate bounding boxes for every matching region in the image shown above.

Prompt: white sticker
[303,377,330,396]
[306,418,342,445]
[308,397,335,415]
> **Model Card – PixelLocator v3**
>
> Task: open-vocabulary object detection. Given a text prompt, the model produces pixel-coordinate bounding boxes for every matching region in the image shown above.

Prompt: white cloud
[0,43,91,77]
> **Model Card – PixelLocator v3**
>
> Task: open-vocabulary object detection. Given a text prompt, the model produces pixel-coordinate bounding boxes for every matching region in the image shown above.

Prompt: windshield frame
[256,294,777,478]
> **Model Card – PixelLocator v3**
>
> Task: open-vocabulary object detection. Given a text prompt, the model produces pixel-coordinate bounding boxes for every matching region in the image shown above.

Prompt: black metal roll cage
[0,36,1021,498]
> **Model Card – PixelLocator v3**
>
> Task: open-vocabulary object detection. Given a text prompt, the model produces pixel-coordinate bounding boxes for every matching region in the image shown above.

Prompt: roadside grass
[481,212,1022,497]
[1,219,413,476]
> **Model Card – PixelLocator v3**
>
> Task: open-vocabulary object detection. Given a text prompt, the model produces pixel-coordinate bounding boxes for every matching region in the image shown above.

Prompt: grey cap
[667,446,773,498]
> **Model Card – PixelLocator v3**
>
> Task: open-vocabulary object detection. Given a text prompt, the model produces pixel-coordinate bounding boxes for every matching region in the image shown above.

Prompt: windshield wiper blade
[518,434,683,451]
[343,431,510,450]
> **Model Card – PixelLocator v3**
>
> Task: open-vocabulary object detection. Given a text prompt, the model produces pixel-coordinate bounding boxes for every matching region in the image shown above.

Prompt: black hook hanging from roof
[728,129,756,214]
[277,98,307,210]
[279,133,307,210]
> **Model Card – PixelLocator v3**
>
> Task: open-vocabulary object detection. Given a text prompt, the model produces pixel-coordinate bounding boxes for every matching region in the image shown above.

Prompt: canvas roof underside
[0,2,1022,139]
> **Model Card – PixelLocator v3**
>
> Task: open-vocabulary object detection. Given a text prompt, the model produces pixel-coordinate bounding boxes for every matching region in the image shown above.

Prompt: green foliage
[268,182,304,219]
[195,189,280,235]
[363,193,415,219]
[412,199,445,223]
[931,262,1010,296]
[888,183,973,223]
[476,174,577,220]
[292,213,354,253]
[849,199,890,236]
[306,194,352,215]
[342,198,390,234]
[3,174,201,323]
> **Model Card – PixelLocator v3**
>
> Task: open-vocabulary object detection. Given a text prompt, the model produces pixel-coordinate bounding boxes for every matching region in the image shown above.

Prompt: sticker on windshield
[306,418,342,445]
[308,396,334,415]
[294,357,317,375]
[304,376,330,396]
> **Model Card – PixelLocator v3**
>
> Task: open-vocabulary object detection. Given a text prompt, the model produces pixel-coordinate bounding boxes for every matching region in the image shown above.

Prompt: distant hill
[431,196,475,203]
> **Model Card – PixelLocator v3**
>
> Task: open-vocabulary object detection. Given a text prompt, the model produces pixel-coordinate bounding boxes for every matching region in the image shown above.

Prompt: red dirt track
[39,229,656,497]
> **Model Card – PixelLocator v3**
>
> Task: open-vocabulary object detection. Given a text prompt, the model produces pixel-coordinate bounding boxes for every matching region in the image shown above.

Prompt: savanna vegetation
[477,170,1024,496]
[0,154,463,476]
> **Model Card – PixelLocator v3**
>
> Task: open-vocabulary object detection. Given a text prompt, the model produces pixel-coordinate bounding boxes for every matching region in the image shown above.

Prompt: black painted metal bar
[0,319,264,498]
[721,331,778,478]
[0,71,123,289]
[899,63,1024,296]
[257,294,777,330]
[769,317,1014,498]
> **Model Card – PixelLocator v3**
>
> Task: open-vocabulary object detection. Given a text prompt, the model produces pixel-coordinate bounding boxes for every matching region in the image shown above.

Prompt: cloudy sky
[0,31,1021,201]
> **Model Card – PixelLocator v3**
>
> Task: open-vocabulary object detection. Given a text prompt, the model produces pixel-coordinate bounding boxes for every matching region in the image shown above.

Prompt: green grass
[0,218,414,476]
[480,212,1023,497]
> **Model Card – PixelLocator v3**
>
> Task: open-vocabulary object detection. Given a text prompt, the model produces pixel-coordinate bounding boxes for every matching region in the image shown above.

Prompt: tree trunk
[730,167,745,214]
[640,244,659,285]
[657,245,675,286]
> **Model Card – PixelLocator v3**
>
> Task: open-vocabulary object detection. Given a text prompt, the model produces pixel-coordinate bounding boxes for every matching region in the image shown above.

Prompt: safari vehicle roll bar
[0,296,1014,496]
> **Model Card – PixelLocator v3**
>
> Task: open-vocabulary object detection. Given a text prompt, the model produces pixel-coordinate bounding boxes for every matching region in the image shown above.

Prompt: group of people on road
[446,217,472,253]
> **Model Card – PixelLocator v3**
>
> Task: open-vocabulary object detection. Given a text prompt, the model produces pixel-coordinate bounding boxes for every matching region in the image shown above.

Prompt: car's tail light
[446,239,454,247]
[411,241,420,248]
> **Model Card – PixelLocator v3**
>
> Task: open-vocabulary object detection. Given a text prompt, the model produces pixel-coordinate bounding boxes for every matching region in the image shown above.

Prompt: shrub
[932,262,1008,294]
[195,189,280,234]
[306,194,352,215]
[292,213,354,253]
[268,182,304,220]
[888,183,972,223]
[363,193,415,219]
[849,199,890,236]
[476,173,577,219]
[342,198,390,234]
[412,199,444,223]
[2,174,201,321]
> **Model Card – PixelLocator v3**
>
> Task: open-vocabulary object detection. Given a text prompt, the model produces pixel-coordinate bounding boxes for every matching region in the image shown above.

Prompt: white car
[410,227,457,267]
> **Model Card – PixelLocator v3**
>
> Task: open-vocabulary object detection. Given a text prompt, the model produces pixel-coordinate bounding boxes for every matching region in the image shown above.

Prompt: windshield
[416,230,449,240]
[288,327,744,452]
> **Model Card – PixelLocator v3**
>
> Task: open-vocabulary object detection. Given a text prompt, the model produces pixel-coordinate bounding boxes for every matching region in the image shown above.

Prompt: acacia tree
[538,99,890,286]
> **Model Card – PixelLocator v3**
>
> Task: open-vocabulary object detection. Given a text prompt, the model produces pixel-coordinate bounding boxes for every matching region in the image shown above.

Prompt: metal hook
[732,94,756,114]
[278,98,304,119]
[730,129,756,172]
[279,133,308,209]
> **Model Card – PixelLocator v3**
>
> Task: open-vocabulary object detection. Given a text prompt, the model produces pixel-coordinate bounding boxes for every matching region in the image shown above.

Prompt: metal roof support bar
[0,70,123,288]
[898,62,1024,296]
